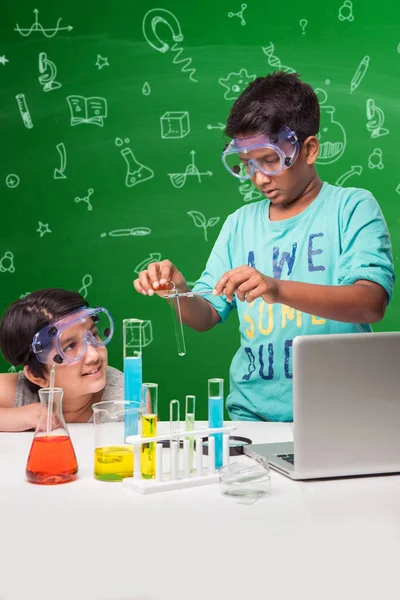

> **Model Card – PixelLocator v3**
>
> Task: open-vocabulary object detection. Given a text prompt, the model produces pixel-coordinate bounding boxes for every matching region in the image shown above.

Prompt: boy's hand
[133,260,189,298]
[214,266,280,304]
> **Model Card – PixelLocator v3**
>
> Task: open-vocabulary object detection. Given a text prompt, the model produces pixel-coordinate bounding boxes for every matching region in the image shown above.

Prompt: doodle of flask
[315,90,346,165]
[121,148,154,187]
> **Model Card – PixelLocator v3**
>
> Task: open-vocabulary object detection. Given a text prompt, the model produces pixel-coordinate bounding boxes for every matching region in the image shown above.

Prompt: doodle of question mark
[299,19,308,34]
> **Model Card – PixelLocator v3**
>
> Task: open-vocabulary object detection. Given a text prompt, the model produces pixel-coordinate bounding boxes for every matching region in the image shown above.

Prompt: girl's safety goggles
[222,126,300,180]
[31,306,114,365]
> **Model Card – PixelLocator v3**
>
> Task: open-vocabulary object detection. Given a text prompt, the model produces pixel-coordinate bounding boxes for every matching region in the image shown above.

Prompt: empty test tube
[169,399,180,479]
[167,283,186,356]
[223,434,230,467]
[196,438,203,476]
[183,439,190,478]
[185,395,195,472]
[208,436,216,474]
[156,443,163,482]
[171,441,178,480]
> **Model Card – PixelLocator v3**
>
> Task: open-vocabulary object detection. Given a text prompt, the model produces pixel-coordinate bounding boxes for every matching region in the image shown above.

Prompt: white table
[1,422,399,600]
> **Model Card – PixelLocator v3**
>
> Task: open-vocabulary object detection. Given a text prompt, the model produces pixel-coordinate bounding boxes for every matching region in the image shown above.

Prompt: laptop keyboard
[277,453,294,465]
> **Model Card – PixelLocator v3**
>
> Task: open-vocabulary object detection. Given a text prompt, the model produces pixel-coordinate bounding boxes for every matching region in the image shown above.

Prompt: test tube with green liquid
[141,383,158,480]
[185,395,196,472]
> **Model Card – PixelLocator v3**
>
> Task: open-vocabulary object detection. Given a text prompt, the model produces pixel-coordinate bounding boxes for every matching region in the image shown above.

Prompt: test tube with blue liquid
[208,378,224,469]
[123,319,143,440]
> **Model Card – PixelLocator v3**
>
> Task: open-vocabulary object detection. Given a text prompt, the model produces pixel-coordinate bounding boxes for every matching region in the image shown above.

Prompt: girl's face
[26,316,109,400]
[47,343,109,398]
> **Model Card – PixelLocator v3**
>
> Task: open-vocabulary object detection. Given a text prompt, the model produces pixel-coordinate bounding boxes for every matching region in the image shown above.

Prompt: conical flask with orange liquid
[25,387,78,485]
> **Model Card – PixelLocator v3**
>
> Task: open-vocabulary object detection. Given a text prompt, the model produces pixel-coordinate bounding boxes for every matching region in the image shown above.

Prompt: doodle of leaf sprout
[187,211,220,241]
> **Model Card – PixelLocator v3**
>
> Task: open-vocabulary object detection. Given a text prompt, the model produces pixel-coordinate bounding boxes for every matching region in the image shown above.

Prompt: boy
[134,71,395,422]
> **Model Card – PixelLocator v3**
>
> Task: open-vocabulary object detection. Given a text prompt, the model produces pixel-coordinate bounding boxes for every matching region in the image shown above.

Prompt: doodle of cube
[141,320,153,348]
[160,111,190,139]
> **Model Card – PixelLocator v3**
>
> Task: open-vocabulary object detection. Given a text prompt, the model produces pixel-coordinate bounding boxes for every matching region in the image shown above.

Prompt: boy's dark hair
[225,71,320,141]
[0,289,88,393]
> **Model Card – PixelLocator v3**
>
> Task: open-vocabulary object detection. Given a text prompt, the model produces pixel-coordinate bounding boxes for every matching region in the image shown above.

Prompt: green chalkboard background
[1,1,399,418]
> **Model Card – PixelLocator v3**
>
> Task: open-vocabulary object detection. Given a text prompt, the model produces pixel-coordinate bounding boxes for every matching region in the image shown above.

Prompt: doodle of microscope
[219,69,256,101]
[38,52,61,92]
[315,88,346,165]
[115,138,154,188]
[142,9,197,83]
[168,151,212,189]
[366,99,390,139]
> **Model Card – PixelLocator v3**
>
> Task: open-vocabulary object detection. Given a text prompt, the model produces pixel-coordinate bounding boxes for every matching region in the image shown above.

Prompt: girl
[0,288,123,431]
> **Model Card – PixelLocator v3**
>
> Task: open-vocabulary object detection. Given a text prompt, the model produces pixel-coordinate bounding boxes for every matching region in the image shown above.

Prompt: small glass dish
[219,457,271,501]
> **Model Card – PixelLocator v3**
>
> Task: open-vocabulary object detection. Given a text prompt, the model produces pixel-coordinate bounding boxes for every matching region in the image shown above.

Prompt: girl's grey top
[14,366,124,422]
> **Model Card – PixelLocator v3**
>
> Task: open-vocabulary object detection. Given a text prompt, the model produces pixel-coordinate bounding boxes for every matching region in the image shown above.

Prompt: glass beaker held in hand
[25,388,78,485]
[92,400,139,482]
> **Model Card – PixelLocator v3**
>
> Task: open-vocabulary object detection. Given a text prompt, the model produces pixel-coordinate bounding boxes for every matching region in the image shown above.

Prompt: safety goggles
[31,307,114,365]
[221,126,300,180]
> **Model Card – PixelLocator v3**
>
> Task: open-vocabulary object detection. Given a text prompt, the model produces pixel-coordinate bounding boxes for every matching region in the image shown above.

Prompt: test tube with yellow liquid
[141,383,158,479]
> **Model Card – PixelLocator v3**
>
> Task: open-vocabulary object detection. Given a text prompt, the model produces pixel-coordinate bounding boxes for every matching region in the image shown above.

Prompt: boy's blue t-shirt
[193,182,395,422]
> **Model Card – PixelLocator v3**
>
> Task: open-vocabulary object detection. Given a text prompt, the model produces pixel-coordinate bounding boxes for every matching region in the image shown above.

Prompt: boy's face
[238,135,320,207]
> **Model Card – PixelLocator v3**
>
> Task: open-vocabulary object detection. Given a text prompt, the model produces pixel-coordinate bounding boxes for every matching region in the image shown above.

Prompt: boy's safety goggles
[221,126,300,180]
[31,307,114,365]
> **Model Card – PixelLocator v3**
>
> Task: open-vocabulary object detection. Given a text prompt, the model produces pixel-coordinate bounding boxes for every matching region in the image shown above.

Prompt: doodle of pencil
[350,56,370,93]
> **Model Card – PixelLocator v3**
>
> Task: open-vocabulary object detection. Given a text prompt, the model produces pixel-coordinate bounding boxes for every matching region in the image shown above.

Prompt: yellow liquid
[94,445,134,482]
[141,414,157,480]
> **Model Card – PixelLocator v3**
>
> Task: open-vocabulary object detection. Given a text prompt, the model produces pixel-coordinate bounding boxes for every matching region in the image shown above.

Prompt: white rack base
[123,471,219,495]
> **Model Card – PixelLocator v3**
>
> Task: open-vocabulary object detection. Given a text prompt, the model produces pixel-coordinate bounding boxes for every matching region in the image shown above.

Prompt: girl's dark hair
[225,71,320,141]
[0,289,88,392]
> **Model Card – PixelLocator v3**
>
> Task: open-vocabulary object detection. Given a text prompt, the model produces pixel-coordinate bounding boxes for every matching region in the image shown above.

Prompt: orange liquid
[26,436,78,485]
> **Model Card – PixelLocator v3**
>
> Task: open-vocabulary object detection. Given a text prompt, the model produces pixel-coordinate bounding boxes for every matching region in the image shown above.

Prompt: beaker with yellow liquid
[141,383,158,479]
[92,400,139,482]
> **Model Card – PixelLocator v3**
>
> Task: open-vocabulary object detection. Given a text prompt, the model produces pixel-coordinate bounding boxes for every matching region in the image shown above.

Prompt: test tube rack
[122,424,236,495]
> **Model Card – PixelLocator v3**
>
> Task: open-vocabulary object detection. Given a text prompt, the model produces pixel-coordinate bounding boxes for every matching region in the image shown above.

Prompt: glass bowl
[219,457,271,500]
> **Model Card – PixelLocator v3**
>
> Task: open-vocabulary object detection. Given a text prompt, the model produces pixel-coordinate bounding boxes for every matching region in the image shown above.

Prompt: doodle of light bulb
[315,88,346,165]
[366,99,389,139]
[38,52,61,92]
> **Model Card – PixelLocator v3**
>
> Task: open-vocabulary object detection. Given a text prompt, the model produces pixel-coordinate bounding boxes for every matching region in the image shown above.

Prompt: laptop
[243,332,400,480]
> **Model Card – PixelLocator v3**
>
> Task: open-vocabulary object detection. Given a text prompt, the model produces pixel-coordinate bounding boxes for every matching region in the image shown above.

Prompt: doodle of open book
[67,95,108,126]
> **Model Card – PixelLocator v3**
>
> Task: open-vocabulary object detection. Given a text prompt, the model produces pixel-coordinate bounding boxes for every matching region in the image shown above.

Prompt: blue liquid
[208,396,223,469]
[124,357,142,439]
